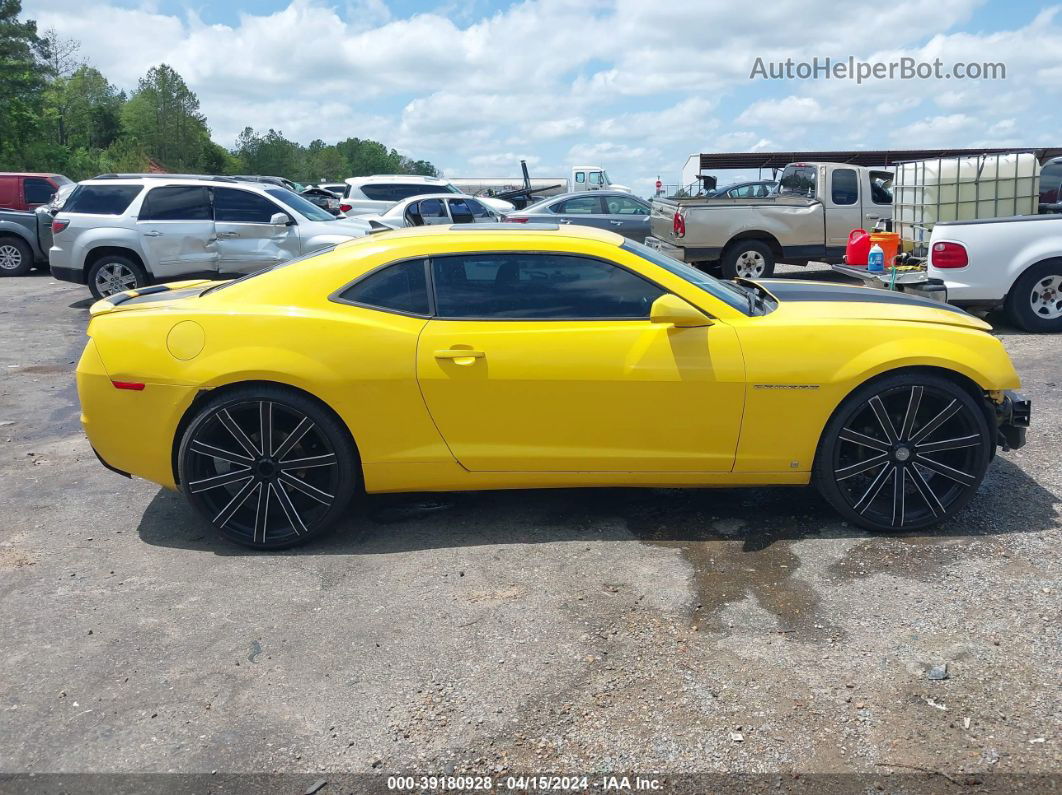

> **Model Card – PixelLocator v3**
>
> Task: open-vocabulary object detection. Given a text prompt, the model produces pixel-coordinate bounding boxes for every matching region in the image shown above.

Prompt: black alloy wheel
[178,387,356,549]
[815,373,992,531]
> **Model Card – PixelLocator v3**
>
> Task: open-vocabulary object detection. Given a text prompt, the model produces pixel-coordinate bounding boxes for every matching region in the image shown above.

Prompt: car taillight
[339,203,352,213]
[673,212,686,238]
[111,381,145,391]
[51,219,69,235]
[505,217,529,223]
[932,241,968,268]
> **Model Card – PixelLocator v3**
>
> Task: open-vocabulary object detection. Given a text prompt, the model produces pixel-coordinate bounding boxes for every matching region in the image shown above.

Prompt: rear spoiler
[89,279,215,317]
[367,219,401,234]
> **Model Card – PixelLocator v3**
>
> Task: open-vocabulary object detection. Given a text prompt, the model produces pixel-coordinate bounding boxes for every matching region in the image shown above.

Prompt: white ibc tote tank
[893,153,1041,248]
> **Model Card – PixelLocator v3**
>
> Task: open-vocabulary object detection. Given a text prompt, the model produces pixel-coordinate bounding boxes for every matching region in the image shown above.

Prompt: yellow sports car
[77,224,1031,549]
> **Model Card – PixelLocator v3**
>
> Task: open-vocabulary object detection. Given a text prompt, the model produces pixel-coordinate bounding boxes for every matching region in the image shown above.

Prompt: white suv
[339,175,513,217]
[50,174,372,298]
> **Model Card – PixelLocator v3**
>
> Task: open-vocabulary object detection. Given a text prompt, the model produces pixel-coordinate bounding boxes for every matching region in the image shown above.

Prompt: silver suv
[50,174,372,298]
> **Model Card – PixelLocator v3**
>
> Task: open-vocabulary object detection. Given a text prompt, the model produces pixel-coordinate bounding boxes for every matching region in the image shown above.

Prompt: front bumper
[995,390,1030,451]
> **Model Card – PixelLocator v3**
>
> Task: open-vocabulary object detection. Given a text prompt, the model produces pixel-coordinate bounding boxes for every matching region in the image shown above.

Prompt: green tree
[0,0,49,168]
[60,66,123,150]
[305,140,346,181]
[232,127,303,179]
[121,63,210,170]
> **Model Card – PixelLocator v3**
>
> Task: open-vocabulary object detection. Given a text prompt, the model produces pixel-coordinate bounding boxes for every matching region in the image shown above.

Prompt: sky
[23,0,1062,194]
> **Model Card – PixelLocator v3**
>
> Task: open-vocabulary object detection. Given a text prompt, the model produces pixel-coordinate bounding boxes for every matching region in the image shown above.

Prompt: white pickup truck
[646,162,894,278]
[927,214,1062,332]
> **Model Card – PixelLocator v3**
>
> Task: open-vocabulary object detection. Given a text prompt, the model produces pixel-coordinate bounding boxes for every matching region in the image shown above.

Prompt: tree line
[0,0,438,183]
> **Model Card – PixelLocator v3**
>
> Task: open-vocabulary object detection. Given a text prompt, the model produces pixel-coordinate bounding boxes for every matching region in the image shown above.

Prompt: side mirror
[650,294,712,328]
[270,212,292,226]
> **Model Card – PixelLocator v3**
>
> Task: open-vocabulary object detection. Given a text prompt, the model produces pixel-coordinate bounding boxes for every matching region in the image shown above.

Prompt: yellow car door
[416,251,745,472]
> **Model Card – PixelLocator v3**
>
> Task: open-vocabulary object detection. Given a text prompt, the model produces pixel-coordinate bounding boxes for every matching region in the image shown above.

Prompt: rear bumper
[995,390,1030,451]
[644,236,721,263]
[50,264,85,284]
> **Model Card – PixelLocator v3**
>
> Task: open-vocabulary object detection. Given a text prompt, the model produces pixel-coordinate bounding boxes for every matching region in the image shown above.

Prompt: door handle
[434,349,485,364]
[143,230,163,237]
[609,220,623,226]
[558,219,572,224]
[865,213,880,220]
[217,231,239,238]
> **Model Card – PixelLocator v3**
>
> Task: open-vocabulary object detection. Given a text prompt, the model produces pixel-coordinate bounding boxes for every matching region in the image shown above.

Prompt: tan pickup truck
[646,162,894,278]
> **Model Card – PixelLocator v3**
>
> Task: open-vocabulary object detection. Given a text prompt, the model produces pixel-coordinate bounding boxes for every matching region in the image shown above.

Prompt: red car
[0,172,73,212]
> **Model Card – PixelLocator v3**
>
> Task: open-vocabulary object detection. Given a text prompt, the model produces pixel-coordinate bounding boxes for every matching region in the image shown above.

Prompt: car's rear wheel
[87,254,147,299]
[722,240,775,280]
[1005,260,1062,333]
[0,237,33,277]
[814,373,992,531]
[178,386,357,549]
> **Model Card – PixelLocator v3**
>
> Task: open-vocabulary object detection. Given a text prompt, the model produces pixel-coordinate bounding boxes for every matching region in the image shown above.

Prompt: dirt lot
[0,267,1058,791]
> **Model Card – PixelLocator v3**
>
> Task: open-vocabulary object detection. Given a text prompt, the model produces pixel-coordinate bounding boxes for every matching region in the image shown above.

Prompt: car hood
[752,279,992,331]
[303,216,372,235]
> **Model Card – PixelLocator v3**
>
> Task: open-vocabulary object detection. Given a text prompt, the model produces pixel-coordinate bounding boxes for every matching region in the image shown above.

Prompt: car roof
[344,175,449,186]
[78,176,278,192]
[522,190,643,210]
[340,222,623,246]
[0,172,64,178]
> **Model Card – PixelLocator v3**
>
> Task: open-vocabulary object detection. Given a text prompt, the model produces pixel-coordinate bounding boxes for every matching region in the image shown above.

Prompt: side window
[730,185,753,198]
[556,196,603,214]
[360,184,396,201]
[1039,161,1062,205]
[23,177,55,205]
[463,199,492,218]
[869,171,893,205]
[588,171,603,185]
[575,171,586,184]
[63,185,143,215]
[338,259,429,315]
[214,187,283,223]
[139,186,212,221]
[831,169,859,206]
[418,199,447,218]
[606,196,648,215]
[431,254,665,320]
[449,199,475,223]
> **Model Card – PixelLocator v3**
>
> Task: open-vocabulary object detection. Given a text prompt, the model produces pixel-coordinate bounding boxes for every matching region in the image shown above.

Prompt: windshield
[620,240,749,314]
[265,188,335,221]
[442,183,463,194]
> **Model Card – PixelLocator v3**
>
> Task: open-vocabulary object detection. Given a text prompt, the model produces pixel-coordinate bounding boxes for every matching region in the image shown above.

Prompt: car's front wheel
[815,373,992,531]
[177,386,357,549]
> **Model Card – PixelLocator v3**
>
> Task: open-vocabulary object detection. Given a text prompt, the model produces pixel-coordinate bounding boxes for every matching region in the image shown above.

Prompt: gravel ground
[0,266,1058,791]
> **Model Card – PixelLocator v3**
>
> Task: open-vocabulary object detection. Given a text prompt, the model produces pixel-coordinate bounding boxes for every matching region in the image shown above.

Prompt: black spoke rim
[832,384,985,528]
[186,400,339,544]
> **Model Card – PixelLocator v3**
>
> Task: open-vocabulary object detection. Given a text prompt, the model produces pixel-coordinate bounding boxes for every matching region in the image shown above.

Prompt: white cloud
[21,0,1062,192]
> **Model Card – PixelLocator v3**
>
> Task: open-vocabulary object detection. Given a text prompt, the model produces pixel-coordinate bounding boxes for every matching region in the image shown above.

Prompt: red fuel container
[846,229,872,266]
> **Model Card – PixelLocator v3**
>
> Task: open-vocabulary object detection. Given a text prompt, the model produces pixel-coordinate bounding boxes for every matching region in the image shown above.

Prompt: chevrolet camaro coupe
[77,224,1031,549]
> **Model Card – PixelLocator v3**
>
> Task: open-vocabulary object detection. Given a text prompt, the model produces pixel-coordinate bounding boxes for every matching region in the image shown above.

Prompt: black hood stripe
[757,280,970,315]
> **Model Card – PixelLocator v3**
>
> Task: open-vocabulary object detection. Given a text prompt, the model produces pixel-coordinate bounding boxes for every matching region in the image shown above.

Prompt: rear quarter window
[63,184,144,215]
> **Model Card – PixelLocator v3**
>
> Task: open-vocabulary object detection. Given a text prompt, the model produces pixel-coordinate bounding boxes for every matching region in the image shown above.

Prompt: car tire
[87,254,148,299]
[177,385,358,550]
[814,372,992,532]
[722,240,775,280]
[0,236,33,277]
[1005,259,1062,333]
